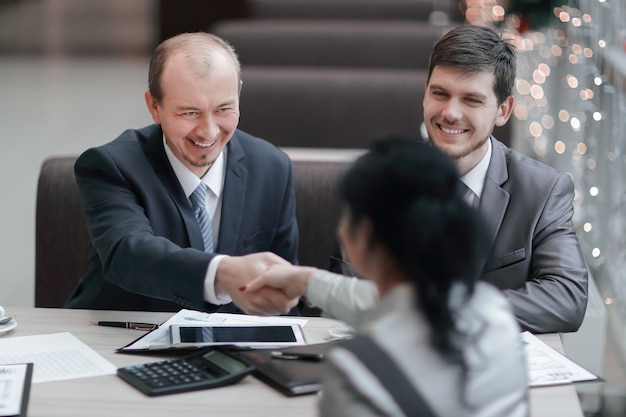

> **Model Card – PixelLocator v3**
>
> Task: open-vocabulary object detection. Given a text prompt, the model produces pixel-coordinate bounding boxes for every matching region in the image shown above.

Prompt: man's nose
[441,100,463,121]
[197,114,221,139]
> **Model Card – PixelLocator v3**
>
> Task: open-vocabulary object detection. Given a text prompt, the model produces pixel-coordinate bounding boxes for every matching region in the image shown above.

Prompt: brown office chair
[34,155,350,308]
[35,157,90,308]
[239,67,429,149]
[291,159,349,269]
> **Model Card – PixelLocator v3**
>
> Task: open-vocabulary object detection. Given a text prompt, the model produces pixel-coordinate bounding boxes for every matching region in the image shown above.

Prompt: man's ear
[144,89,160,124]
[495,95,514,127]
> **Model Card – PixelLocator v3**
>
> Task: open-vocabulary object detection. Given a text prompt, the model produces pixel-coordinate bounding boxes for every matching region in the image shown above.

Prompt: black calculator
[117,348,255,396]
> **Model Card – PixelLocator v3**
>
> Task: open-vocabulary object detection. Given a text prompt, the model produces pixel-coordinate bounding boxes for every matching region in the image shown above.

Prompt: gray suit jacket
[65,124,299,312]
[478,138,588,333]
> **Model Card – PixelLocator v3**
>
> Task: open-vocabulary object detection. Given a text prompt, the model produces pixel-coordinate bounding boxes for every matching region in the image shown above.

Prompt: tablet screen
[177,326,297,343]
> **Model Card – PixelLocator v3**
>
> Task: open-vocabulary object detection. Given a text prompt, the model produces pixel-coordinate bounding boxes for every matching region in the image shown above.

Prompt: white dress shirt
[163,138,232,305]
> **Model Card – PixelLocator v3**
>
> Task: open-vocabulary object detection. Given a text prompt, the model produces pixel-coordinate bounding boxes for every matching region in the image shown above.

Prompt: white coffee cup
[0,306,4,318]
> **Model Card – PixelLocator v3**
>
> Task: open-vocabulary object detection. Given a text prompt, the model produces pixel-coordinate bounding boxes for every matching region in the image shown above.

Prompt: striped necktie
[190,182,214,252]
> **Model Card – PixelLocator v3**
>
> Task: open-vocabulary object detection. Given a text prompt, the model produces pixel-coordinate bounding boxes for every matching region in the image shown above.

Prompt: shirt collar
[460,138,492,199]
[163,136,226,199]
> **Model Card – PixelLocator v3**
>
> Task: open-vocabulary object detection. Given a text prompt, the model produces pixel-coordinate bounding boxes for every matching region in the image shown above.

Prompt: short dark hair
[148,32,241,104]
[428,25,517,104]
[339,135,488,361]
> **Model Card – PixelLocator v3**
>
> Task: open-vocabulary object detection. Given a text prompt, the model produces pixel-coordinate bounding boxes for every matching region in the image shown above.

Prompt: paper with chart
[119,309,308,351]
[522,331,600,387]
[0,332,117,383]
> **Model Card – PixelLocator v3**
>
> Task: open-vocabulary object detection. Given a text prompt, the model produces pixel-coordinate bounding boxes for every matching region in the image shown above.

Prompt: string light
[463,0,626,327]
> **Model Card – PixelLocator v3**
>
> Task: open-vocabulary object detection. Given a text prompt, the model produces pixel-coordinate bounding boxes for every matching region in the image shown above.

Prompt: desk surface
[1,307,583,417]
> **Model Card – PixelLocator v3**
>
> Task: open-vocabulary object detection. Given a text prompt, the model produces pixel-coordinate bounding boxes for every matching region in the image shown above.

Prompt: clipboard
[0,362,33,417]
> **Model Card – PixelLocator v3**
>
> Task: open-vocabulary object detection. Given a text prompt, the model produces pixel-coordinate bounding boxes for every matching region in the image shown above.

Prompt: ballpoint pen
[96,321,159,331]
[271,351,324,361]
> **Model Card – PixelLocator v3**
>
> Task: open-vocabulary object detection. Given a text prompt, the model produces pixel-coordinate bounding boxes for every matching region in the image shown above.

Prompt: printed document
[0,333,116,383]
[522,331,600,387]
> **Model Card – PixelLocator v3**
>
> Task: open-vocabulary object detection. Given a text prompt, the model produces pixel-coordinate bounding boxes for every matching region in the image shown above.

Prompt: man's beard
[426,126,491,160]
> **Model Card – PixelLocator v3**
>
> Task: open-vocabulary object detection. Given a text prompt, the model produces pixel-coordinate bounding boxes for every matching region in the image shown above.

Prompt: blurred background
[1,1,626,414]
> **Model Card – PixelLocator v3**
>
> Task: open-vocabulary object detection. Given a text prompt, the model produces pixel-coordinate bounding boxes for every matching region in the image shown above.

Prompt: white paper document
[522,331,600,387]
[0,333,117,383]
[120,309,309,351]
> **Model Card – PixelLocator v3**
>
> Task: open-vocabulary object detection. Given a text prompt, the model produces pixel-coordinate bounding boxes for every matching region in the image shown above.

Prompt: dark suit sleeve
[502,174,588,333]
[75,147,212,309]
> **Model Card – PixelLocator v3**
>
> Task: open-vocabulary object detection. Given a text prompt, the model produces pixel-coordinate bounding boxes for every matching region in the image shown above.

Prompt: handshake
[215,252,319,316]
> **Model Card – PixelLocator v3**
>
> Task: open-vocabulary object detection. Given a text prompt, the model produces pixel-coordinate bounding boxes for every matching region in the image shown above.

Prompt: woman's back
[320,282,528,417]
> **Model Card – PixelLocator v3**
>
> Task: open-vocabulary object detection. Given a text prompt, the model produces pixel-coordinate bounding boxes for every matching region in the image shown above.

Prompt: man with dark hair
[65,32,299,315]
[243,25,589,334]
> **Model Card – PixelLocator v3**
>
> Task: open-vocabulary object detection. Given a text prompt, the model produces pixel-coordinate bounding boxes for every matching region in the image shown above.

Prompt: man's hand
[215,252,300,315]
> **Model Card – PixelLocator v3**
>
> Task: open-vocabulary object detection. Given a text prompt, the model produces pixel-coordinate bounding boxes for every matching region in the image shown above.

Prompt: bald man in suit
[66,32,299,315]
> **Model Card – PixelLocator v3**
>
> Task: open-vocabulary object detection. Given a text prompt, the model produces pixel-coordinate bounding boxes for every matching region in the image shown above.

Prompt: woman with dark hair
[243,136,528,416]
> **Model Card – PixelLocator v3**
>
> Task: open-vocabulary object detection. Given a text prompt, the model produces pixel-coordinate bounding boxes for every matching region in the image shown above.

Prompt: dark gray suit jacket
[477,138,588,333]
[65,124,299,312]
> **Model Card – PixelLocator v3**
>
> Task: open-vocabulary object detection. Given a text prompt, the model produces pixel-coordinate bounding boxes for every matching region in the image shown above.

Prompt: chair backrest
[239,67,428,149]
[214,20,450,70]
[34,154,351,308]
[291,158,350,268]
[35,157,90,308]
[244,0,465,21]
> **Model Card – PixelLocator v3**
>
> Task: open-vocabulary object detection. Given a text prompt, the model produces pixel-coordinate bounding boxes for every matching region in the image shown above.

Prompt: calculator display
[202,350,248,374]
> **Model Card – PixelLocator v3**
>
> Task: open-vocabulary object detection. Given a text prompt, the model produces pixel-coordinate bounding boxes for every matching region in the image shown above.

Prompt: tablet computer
[169,324,307,348]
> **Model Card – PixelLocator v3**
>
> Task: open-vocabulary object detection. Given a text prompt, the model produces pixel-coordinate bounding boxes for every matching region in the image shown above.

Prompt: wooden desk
[1,307,584,417]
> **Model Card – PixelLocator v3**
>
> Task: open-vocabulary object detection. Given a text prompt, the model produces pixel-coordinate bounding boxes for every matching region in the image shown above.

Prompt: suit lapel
[479,138,510,260]
[143,125,205,250]
[217,133,247,254]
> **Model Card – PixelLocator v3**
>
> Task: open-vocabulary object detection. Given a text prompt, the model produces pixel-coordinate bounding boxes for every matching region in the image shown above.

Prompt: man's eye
[183,111,198,117]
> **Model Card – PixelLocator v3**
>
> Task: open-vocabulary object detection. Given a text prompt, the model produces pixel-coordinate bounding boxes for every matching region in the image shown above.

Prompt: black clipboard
[0,362,33,417]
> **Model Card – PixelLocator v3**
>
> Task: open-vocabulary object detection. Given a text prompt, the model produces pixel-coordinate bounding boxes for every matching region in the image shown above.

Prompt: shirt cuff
[203,255,233,305]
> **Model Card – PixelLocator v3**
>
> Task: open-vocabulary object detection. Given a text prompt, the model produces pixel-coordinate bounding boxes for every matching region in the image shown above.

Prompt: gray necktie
[462,183,480,208]
[190,182,214,252]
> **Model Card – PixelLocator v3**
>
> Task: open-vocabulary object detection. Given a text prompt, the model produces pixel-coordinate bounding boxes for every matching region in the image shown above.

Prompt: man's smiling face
[423,66,512,174]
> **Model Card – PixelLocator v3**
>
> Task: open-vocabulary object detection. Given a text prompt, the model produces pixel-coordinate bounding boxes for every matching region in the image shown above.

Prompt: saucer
[0,318,17,336]
[326,322,355,340]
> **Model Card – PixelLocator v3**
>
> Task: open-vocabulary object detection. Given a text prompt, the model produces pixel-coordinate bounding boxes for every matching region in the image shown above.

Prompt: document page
[0,333,116,383]
[522,331,600,387]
